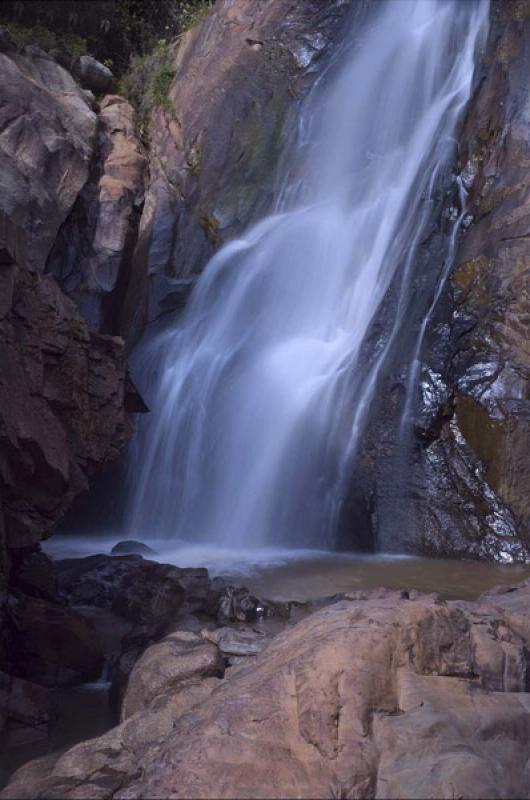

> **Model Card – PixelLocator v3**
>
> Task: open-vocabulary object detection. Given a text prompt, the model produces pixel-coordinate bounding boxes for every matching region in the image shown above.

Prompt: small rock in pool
[111,540,157,556]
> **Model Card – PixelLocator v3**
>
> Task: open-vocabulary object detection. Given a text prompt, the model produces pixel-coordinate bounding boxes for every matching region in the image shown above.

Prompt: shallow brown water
[219,554,530,603]
[44,535,530,603]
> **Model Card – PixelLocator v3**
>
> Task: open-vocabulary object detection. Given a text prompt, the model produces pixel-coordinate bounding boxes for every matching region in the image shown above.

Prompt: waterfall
[126,0,489,552]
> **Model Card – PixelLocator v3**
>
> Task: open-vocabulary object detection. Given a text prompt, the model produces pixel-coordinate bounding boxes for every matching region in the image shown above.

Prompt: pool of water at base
[43,535,530,602]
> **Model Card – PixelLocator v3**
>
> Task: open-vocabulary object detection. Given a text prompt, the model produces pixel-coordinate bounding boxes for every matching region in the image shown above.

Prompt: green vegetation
[179,1,214,33]
[1,1,215,144]
[0,1,215,73]
[119,39,176,134]
[6,20,87,58]
[148,42,177,111]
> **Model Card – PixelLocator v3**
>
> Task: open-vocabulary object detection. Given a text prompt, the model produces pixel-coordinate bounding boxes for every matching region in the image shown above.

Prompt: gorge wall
[1,0,530,600]
[3,0,530,790]
[345,0,530,564]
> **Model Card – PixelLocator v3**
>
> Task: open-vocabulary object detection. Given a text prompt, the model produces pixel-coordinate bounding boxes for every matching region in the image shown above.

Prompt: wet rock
[7,582,530,799]
[56,555,186,630]
[338,1,530,563]
[405,1,530,561]
[210,584,266,623]
[7,595,103,688]
[110,540,156,557]
[73,55,113,94]
[121,630,223,720]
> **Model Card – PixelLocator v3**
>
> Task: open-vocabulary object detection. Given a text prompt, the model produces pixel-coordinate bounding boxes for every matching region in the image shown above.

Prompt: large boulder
[56,555,209,627]
[0,46,96,273]
[121,630,223,720]
[73,55,113,94]
[5,581,530,798]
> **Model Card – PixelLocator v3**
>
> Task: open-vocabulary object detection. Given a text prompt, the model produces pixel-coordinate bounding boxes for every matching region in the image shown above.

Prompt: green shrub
[119,38,176,135]
[179,1,213,33]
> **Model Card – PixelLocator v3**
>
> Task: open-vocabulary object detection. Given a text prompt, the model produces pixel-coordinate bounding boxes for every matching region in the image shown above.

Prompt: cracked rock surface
[5,580,530,799]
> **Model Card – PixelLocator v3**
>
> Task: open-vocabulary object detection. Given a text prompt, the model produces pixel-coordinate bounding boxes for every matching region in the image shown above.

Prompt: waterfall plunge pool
[43,536,530,603]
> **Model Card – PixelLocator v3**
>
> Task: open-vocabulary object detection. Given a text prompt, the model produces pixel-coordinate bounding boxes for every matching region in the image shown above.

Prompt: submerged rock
[6,581,530,799]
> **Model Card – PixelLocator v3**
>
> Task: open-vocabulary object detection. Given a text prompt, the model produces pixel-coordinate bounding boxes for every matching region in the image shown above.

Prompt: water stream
[126,0,489,553]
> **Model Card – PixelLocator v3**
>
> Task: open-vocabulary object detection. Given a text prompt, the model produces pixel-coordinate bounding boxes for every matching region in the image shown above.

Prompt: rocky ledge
[0,545,277,785]
[3,570,530,799]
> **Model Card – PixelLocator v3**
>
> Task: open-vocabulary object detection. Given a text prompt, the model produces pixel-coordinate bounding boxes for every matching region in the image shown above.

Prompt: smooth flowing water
[126,0,489,551]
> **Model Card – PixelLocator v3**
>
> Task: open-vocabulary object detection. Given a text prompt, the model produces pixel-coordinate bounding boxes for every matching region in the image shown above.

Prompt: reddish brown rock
[5,582,530,799]
[0,266,135,554]
[121,630,223,720]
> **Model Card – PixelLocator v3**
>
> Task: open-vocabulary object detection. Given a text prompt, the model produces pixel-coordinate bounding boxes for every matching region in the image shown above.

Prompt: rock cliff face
[48,95,147,334]
[0,32,144,777]
[405,0,530,562]
[344,0,530,563]
[0,31,140,589]
[3,0,530,569]
[120,0,355,338]
[5,579,530,799]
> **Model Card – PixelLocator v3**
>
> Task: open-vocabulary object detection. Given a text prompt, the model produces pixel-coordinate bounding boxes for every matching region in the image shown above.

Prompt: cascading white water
[126,0,489,551]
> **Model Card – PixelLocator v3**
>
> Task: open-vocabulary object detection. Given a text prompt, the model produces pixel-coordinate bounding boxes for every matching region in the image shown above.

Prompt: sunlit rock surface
[5,581,530,799]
